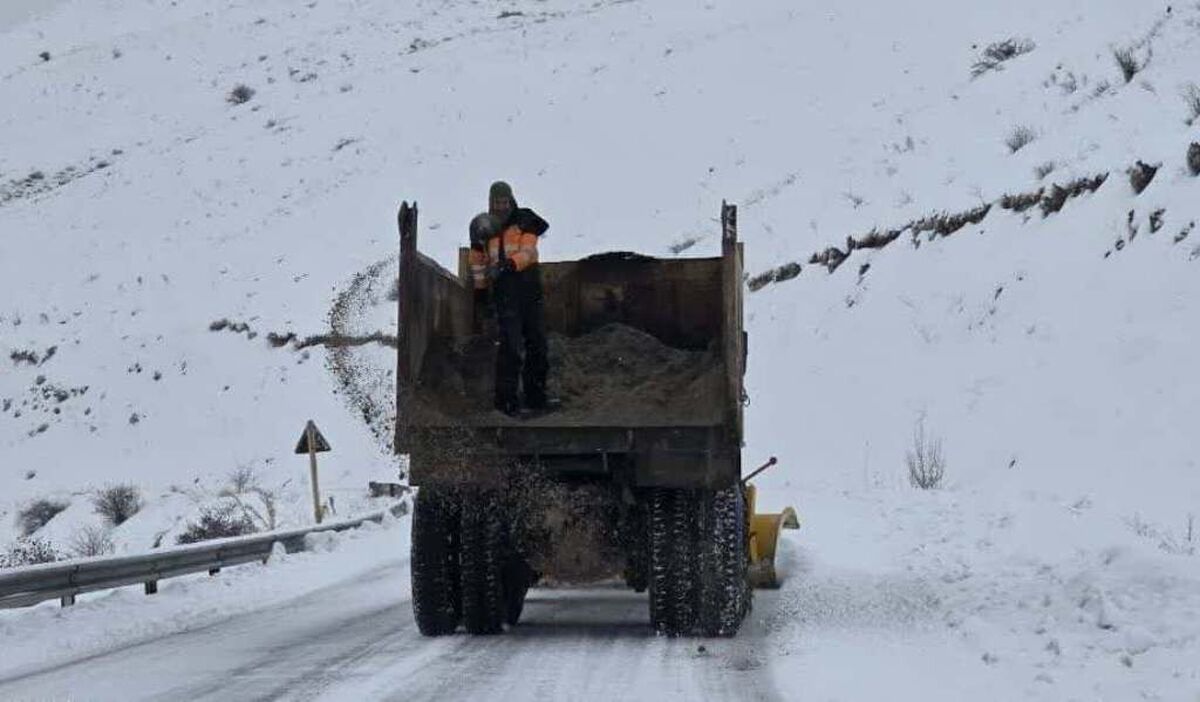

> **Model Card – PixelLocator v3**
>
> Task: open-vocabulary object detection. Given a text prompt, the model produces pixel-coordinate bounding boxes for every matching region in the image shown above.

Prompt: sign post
[295,420,331,524]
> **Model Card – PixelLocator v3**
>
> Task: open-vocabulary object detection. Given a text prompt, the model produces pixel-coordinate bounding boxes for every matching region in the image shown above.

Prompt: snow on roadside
[0,515,409,679]
[760,487,1200,700]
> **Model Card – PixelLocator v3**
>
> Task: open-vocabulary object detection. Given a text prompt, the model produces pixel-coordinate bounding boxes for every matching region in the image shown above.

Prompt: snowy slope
[2,0,1200,698]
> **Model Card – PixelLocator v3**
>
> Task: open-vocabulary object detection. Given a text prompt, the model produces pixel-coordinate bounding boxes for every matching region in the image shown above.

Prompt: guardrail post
[145,581,158,595]
[60,594,75,607]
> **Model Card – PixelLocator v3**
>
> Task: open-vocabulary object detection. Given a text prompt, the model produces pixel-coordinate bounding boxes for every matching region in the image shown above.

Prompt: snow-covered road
[6,489,1200,701]
[0,563,783,702]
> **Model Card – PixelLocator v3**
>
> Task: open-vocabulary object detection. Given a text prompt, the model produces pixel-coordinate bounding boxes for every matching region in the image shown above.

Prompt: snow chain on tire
[411,488,462,636]
[648,485,750,636]
[698,484,751,636]
[460,490,508,635]
[648,488,698,635]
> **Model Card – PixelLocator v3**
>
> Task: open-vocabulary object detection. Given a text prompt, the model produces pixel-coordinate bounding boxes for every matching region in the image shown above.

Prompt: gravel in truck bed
[410,323,724,426]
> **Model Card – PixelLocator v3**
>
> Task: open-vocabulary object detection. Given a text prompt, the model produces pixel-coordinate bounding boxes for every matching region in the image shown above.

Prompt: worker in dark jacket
[467,181,551,415]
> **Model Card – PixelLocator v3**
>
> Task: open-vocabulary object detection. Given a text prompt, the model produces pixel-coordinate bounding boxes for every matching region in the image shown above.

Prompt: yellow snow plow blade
[745,482,800,589]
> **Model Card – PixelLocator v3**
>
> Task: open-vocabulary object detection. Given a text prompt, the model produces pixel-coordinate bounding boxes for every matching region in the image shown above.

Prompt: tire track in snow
[0,571,787,700]
[376,588,787,702]
[0,561,410,701]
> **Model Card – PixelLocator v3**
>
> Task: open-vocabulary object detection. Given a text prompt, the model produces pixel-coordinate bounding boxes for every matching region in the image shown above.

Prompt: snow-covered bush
[1183,83,1200,125]
[1128,160,1159,195]
[227,465,257,494]
[1005,125,1037,154]
[1126,513,1197,556]
[176,503,258,545]
[92,484,142,526]
[226,84,255,105]
[1034,161,1057,180]
[1041,174,1109,215]
[971,38,1036,78]
[906,419,946,490]
[69,525,115,558]
[17,497,68,536]
[1113,46,1144,83]
[220,467,278,531]
[1,538,59,568]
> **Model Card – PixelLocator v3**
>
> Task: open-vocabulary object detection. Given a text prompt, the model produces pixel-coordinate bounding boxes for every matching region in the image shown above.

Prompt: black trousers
[492,269,548,408]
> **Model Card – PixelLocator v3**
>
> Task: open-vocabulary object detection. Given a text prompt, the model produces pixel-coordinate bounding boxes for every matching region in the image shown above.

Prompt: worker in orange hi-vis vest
[466,181,552,416]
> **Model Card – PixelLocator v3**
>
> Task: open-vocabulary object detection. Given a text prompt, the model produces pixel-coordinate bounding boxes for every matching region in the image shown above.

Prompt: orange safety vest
[468,224,539,290]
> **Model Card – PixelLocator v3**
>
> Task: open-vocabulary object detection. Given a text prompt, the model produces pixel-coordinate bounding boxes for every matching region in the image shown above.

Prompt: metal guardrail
[0,505,405,609]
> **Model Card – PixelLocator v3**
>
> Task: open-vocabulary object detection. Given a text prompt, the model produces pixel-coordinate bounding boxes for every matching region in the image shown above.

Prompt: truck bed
[410,323,726,428]
[395,201,746,488]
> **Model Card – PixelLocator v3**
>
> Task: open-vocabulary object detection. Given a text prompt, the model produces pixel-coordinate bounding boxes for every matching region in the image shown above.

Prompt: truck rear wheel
[411,487,461,636]
[697,484,751,636]
[460,490,507,635]
[623,499,649,593]
[503,558,533,626]
[648,488,699,636]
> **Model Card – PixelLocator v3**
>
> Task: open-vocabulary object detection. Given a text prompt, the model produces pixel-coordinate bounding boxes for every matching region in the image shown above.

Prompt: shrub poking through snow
[1113,46,1144,83]
[1005,125,1037,154]
[970,38,1036,78]
[852,228,903,250]
[911,204,993,241]
[1175,221,1195,244]
[747,174,1105,291]
[92,484,142,526]
[1128,160,1159,195]
[1188,143,1200,177]
[1183,84,1200,125]
[1126,513,1198,556]
[1041,173,1109,216]
[226,84,256,105]
[176,503,258,544]
[69,525,115,558]
[746,271,777,292]
[220,467,278,531]
[1000,189,1045,213]
[1150,209,1166,234]
[17,498,68,536]
[227,465,257,494]
[746,262,802,291]
[1,538,59,568]
[906,418,945,490]
[810,246,849,273]
[1034,161,1057,180]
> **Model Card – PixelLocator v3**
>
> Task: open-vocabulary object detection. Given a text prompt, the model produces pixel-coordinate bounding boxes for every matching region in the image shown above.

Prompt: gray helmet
[469,212,500,248]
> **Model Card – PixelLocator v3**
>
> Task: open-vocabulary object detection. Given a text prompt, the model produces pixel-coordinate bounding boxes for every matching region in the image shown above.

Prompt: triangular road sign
[295,420,332,454]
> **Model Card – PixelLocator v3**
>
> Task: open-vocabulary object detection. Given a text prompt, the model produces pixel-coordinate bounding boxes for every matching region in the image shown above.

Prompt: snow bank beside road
[765,488,1200,701]
[0,515,408,679]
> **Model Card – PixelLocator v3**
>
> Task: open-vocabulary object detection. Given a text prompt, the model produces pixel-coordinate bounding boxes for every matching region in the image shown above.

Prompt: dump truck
[395,201,796,637]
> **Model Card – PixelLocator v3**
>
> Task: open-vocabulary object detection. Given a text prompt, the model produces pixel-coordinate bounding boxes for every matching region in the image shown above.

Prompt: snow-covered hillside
[2,0,1199,698]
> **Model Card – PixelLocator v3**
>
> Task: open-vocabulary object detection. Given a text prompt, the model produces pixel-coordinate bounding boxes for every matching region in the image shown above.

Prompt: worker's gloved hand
[486,260,515,282]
